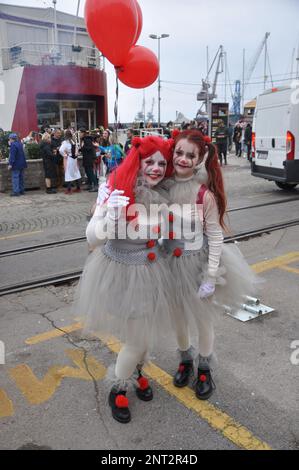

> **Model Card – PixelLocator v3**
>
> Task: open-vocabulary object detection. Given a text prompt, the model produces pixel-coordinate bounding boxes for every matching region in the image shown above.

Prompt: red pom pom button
[137,376,149,391]
[147,253,156,262]
[115,395,129,409]
[169,231,175,240]
[147,240,156,249]
[152,225,161,234]
[173,248,182,258]
[200,374,207,382]
[168,213,174,223]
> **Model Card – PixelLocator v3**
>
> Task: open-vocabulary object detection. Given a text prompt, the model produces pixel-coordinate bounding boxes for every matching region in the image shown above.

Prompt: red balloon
[117,46,159,89]
[133,1,143,45]
[84,0,138,67]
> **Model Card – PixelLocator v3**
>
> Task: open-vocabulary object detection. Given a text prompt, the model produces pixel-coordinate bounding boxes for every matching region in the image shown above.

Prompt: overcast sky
[3,0,299,123]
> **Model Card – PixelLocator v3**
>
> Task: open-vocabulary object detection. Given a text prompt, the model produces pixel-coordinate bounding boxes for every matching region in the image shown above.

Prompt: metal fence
[0,42,104,72]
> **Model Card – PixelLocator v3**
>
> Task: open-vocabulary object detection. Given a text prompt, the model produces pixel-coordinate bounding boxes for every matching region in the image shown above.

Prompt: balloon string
[113,73,119,190]
[114,73,119,142]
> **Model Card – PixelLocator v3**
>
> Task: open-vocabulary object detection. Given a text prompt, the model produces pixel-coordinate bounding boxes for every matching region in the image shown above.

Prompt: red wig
[108,135,174,209]
[174,130,227,229]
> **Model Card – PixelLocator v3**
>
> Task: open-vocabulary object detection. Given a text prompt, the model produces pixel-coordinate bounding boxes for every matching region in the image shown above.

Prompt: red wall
[12,65,108,136]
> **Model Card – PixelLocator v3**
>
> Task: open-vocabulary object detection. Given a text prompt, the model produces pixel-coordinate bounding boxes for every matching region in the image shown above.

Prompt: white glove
[107,190,130,220]
[97,182,111,206]
[198,282,215,299]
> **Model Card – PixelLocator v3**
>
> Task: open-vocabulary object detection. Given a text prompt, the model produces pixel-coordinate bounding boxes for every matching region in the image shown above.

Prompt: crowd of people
[7,119,253,197]
[7,127,131,197]
[214,120,253,166]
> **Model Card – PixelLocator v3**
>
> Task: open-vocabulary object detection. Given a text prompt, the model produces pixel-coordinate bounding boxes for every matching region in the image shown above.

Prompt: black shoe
[173,361,193,388]
[195,369,215,400]
[10,192,20,197]
[84,186,92,191]
[46,188,57,194]
[135,374,153,401]
[108,389,131,424]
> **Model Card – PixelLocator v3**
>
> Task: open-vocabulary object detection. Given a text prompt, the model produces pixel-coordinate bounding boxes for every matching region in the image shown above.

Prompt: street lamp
[149,34,170,128]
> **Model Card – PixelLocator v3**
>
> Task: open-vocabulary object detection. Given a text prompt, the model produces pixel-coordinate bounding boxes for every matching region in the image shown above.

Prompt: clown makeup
[139,151,167,186]
[173,139,201,179]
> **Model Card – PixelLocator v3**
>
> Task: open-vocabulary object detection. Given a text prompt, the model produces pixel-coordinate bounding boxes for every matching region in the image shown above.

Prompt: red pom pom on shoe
[199,374,207,382]
[173,248,182,258]
[147,252,156,262]
[137,376,149,391]
[115,395,129,408]
[179,364,185,372]
[147,240,156,249]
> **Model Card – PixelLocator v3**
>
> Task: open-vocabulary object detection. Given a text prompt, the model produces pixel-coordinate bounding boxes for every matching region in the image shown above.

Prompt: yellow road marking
[278,265,299,275]
[94,333,271,451]
[0,389,14,418]
[24,327,271,449]
[25,323,82,345]
[251,252,299,273]
[0,230,43,241]
[9,349,106,405]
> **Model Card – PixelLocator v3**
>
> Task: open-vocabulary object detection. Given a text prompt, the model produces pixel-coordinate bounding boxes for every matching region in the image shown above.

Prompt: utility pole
[296,42,299,79]
[264,33,269,90]
[149,34,170,128]
[73,0,81,47]
[242,48,245,113]
[143,89,146,124]
[206,46,209,81]
[224,51,227,102]
[52,0,58,52]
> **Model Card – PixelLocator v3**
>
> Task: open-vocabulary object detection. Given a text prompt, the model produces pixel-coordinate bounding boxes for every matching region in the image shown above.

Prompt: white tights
[114,310,214,381]
[174,309,214,358]
[115,319,149,381]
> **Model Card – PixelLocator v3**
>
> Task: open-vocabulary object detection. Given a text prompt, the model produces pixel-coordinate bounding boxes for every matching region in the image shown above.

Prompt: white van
[251,84,299,190]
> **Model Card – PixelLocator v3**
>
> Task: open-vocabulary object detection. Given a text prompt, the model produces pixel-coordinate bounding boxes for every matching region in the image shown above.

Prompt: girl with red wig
[163,130,257,400]
[74,135,176,424]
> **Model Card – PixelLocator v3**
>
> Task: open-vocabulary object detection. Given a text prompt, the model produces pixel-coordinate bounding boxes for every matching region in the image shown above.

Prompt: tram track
[0,196,298,259]
[0,218,299,296]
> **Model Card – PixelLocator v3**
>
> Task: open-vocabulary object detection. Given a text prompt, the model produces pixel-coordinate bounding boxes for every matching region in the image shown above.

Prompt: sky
[3,0,299,123]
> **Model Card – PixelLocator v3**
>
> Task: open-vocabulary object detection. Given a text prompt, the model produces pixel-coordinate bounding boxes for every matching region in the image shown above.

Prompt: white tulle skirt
[168,242,258,330]
[73,244,178,350]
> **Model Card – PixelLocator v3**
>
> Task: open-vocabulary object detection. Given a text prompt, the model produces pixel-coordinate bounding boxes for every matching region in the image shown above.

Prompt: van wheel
[275,182,298,190]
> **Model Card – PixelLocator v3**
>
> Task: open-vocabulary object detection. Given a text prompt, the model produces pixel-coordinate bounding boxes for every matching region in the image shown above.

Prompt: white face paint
[139,151,167,186]
[173,139,200,179]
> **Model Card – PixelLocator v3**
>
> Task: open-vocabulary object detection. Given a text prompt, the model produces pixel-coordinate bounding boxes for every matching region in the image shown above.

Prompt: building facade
[0,3,108,136]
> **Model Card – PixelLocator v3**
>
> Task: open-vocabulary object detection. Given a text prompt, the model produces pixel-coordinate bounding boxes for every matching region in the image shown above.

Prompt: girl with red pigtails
[162,130,257,400]
[75,135,177,424]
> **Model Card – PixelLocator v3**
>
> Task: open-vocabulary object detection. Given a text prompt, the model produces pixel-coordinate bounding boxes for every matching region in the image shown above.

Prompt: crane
[232,32,270,117]
[196,45,224,114]
[147,98,155,123]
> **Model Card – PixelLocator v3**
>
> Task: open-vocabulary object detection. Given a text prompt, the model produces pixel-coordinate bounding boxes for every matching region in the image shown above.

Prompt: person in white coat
[59,130,81,194]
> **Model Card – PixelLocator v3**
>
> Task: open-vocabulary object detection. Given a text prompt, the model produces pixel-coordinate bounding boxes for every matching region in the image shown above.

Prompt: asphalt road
[0,153,298,450]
